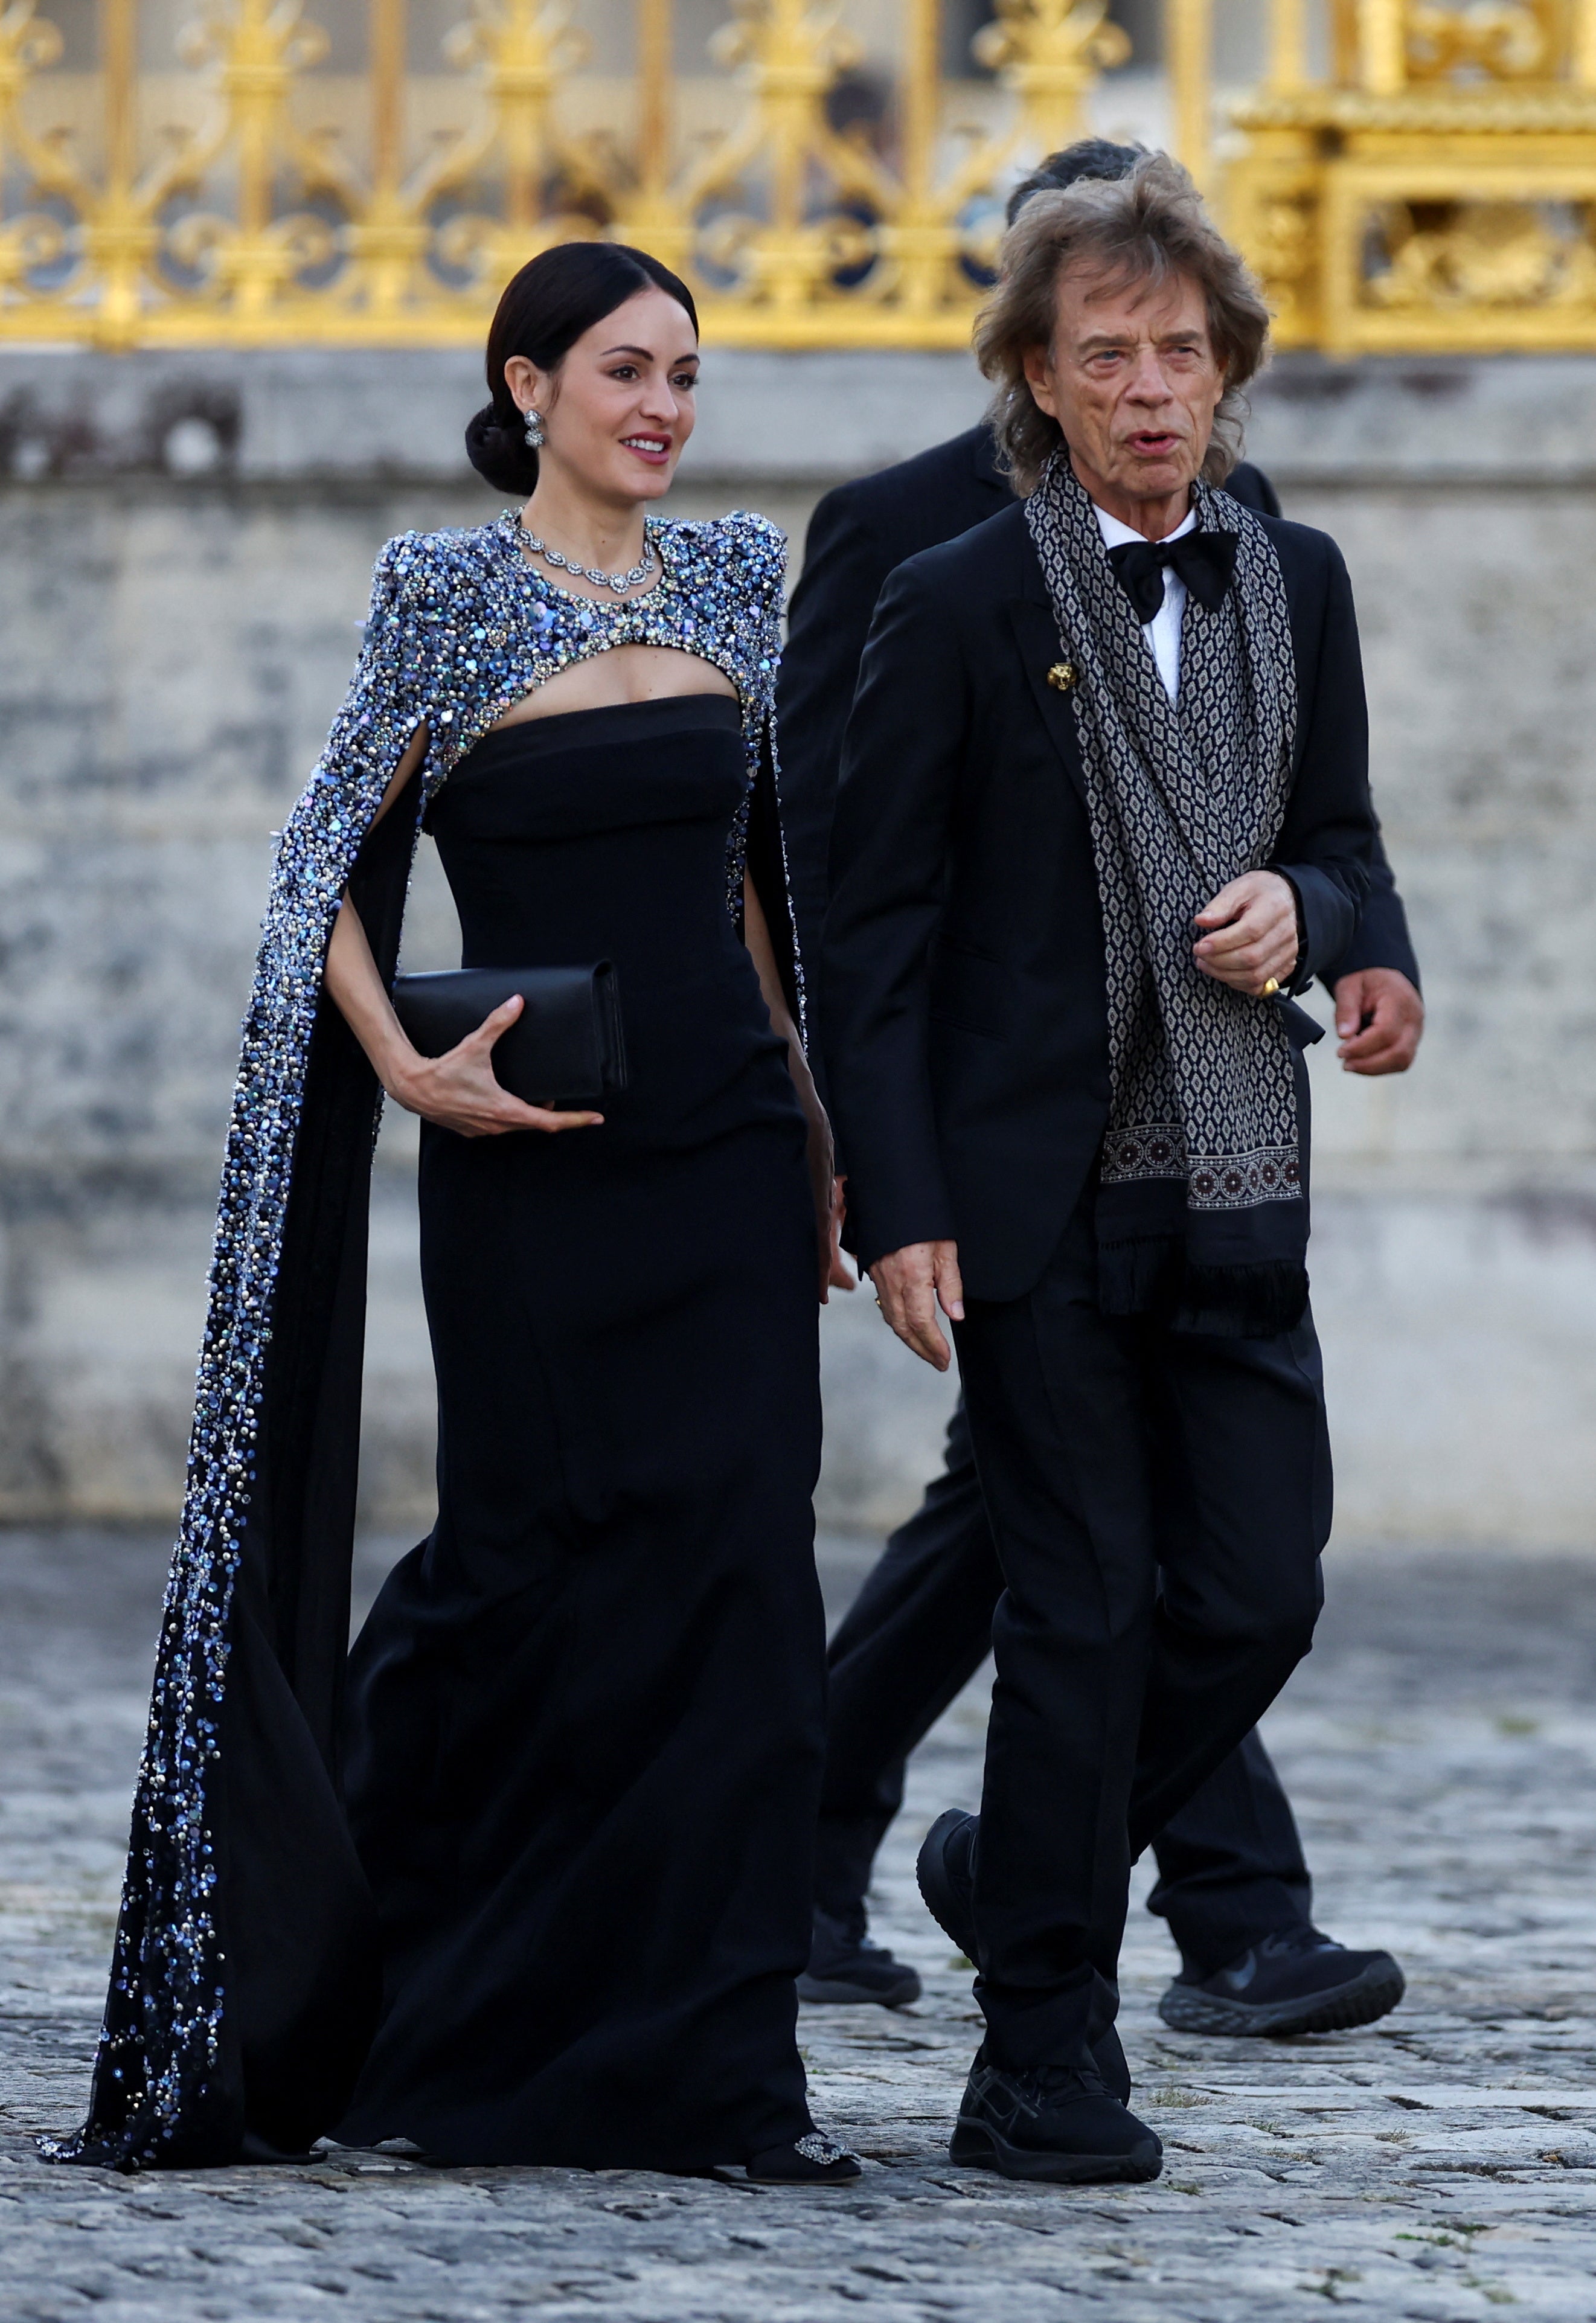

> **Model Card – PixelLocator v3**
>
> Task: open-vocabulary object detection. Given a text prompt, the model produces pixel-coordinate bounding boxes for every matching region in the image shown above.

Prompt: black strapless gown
[335,694,826,2170]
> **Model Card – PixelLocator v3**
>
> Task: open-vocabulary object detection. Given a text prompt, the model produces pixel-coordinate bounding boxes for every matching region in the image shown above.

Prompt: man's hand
[869,1240,964,1371]
[1193,870,1300,996]
[1332,967,1425,1077]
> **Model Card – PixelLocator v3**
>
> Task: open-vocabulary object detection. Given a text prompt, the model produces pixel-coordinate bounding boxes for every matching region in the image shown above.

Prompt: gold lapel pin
[1046,661,1077,693]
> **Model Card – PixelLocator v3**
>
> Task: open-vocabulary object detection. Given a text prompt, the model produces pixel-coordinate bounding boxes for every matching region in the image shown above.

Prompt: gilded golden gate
[2,0,1596,350]
[1233,1,1596,354]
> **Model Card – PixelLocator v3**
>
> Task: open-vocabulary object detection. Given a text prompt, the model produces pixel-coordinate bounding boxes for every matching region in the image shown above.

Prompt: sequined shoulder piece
[641,505,788,709]
[674,508,786,605]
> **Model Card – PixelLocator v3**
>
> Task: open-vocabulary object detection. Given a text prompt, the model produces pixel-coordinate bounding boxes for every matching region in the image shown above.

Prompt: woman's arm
[743,873,852,1300]
[323,726,602,1141]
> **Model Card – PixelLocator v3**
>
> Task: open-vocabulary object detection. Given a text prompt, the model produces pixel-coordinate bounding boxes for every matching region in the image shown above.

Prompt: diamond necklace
[520,522,657,594]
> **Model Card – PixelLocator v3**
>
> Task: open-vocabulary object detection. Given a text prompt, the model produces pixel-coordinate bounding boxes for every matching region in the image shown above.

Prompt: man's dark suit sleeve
[1272,536,1377,988]
[1319,848,1421,992]
[1237,464,1420,998]
[822,560,964,1269]
[775,484,893,977]
[1226,460,1282,520]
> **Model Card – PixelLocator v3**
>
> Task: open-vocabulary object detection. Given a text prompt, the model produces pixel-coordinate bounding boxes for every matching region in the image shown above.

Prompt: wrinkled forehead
[1050,257,1211,345]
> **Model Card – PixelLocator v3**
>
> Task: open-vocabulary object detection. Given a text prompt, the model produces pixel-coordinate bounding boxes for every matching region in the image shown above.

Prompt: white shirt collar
[1088,499,1196,703]
[1091,501,1198,553]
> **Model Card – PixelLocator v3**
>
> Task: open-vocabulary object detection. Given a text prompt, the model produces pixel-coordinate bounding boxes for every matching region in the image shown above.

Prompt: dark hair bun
[465,401,539,496]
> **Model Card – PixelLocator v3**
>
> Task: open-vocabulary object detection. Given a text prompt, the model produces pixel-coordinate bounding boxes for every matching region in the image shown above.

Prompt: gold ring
[1261,976,1280,999]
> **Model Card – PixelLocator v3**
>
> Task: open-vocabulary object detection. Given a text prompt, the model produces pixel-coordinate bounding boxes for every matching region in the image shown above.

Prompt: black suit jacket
[778,423,1417,996]
[819,501,1377,1302]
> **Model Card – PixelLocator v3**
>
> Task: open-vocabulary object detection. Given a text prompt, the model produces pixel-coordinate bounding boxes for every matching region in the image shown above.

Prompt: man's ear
[1023,344,1059,421]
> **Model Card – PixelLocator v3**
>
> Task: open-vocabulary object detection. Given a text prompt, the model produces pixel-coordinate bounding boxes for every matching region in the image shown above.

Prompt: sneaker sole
[915,1809,979,1961]
[950,2116,1163,2186]
[797,1970,923,2008]
[1156,1957,1406,2040]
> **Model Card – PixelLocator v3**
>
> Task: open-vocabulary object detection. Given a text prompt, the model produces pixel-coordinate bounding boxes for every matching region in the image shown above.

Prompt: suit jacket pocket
[929,938,1007,1038]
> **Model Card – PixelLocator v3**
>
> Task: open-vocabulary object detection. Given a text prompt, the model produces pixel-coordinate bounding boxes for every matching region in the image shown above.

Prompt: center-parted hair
[974,152,1272,495]
[466,242,700,497]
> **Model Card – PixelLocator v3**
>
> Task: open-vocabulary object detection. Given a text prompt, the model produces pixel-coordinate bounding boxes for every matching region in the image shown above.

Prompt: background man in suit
[819,154,1388,2180]
[781,141,1417,2047]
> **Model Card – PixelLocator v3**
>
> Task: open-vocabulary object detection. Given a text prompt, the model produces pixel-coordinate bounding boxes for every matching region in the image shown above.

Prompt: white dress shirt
[1092,500,1197,703]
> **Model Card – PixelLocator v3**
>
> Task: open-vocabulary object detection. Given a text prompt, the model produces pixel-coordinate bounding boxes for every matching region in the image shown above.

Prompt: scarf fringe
[1174,1259,1310,1339]
[1098,1238,1309,1339]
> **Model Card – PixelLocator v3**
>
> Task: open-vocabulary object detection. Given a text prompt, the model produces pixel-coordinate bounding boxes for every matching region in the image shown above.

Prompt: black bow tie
[1106,530,1238,624]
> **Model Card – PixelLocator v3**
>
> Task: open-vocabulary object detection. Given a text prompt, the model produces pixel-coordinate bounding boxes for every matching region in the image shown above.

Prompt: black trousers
[817,1416,1315,1977]
[943,1197,1328,2068]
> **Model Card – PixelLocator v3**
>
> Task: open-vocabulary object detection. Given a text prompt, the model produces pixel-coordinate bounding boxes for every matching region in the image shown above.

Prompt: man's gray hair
[973,150,1272,495]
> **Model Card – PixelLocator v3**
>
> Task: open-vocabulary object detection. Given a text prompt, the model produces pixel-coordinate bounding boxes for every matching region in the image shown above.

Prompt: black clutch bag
[390,964,627,1110]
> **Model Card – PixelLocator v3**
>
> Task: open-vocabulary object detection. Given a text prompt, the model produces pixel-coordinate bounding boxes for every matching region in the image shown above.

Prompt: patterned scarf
[1024,453,1309,1336]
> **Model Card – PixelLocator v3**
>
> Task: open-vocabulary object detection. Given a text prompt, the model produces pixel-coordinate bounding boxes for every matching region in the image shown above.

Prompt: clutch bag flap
[389,963,627,1109]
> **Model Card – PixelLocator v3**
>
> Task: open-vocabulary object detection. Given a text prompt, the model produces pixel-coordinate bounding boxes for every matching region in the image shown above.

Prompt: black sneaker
[916,1807,979,1963]
[1091,2019,1132,2106]
[950,2052,1162,2185]
[717,2133,863,2185]
[798,1905,923,2008]
[1158,1924,1406,2038]
[918,1813,1131,2102]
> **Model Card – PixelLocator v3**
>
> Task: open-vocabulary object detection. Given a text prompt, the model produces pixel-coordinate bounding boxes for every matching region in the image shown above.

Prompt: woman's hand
[322,894,600,1140]
[740,872,854,1303]
[318,744,598,1139]
[1193,870,1300,997]
[387,993,603,1139]
[824,1171,855,1301]
[807,1129,855,1303]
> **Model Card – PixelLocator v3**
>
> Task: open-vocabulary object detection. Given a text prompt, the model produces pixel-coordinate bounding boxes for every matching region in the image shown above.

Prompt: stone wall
[1,345,1592,1544]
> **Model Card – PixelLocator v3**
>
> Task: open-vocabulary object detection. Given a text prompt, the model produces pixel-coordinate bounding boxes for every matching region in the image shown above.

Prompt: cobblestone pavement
[3,1529,1596,2321]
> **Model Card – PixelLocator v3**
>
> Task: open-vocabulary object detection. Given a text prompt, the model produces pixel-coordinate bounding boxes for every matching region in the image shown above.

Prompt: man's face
[1022,265,1226,516]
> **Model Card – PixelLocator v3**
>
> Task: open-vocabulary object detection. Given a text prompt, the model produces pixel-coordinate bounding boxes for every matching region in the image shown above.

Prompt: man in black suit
[783,143,1417,2049]
[821,153,1384,2182]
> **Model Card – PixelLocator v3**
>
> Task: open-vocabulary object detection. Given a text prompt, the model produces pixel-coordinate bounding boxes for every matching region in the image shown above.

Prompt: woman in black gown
[338,687,838,2165]
[318,247,857,2179]
[58,243,859,2184]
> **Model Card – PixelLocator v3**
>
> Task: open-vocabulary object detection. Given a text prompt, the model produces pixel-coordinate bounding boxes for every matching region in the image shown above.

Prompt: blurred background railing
[7,0,1596,350]
[7,5,1596,1549]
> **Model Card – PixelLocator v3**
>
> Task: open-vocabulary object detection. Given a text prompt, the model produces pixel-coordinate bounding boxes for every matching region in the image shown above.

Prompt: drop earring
[523,406,545,449]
